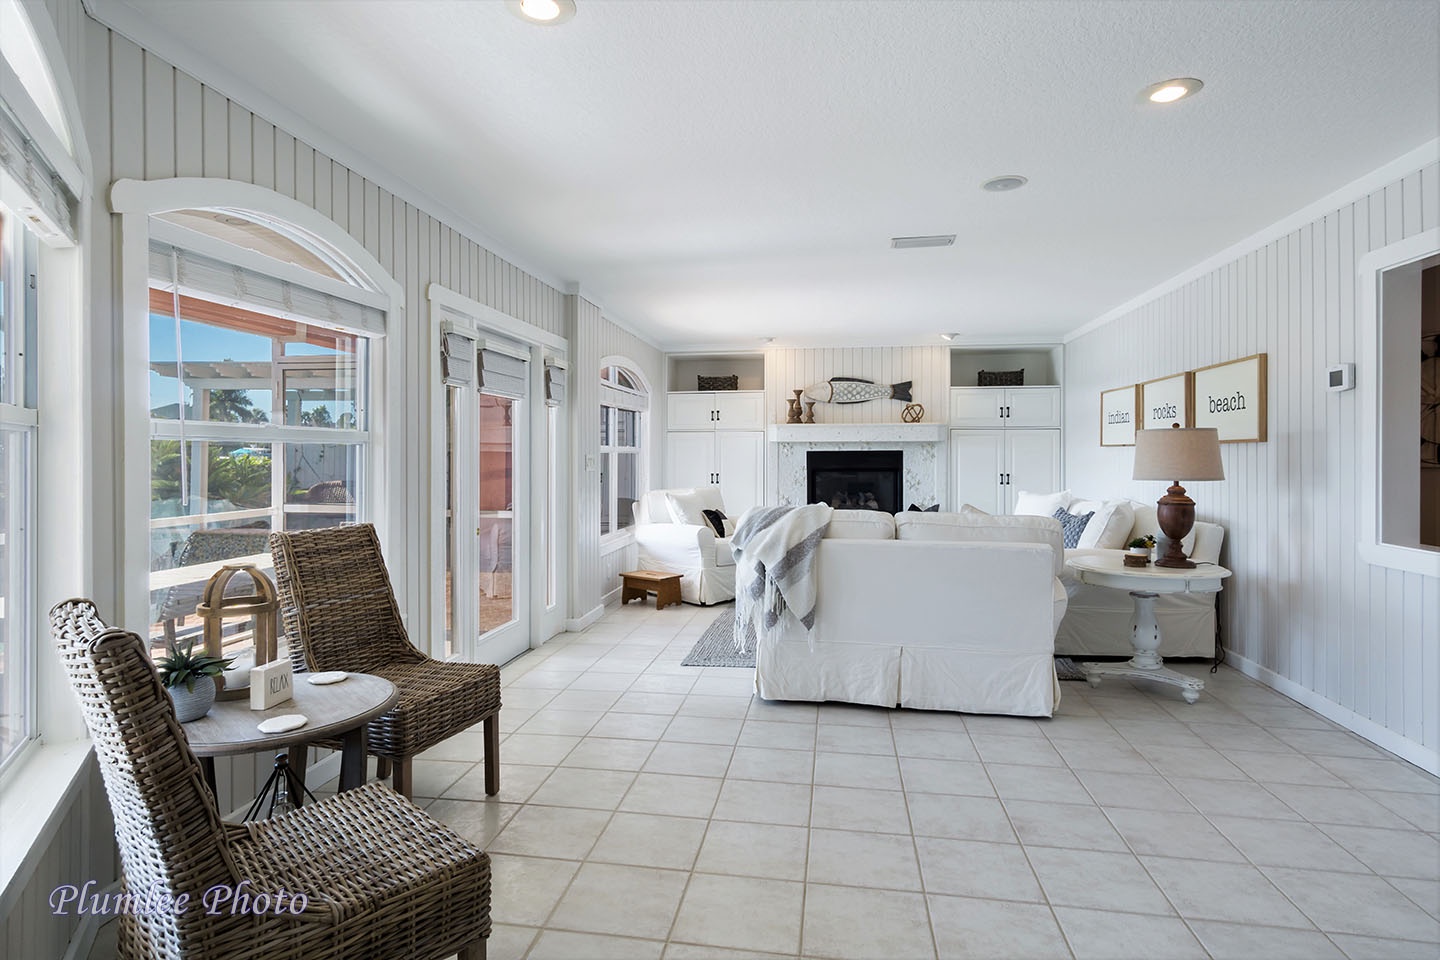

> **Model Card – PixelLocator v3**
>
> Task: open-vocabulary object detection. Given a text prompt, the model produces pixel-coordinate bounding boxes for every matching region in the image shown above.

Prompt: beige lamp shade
[1133,427,1224,481]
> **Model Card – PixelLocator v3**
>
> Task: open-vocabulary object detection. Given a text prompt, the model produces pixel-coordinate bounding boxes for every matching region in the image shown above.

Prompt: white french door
[448,355,531,666]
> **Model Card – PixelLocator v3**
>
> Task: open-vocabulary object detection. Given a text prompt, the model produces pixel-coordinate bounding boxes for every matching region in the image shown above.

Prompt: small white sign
[250,660,295,711]
[1100,385,1138,447]
[1192,354,1268,442]
[1140,372,1191,430]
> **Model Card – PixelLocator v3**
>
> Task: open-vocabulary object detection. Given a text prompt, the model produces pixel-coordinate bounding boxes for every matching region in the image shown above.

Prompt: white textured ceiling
[114,0,1439,348]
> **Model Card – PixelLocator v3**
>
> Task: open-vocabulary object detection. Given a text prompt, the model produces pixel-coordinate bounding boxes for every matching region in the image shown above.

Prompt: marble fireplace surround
[768,424,946,510]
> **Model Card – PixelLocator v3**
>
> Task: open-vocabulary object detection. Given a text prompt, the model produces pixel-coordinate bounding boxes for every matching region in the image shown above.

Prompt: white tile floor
[91,601,1439,959]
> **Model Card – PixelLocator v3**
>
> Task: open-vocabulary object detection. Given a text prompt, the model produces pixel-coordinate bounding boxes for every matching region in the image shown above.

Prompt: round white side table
[1065,553,1232,703]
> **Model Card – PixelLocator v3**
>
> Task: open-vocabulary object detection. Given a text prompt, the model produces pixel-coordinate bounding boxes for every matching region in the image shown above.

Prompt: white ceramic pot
[168,677,217,722]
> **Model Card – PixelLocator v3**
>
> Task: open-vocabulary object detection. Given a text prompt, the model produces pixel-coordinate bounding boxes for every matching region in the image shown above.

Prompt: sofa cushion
[1052,508,1093,548]
[826,510,896,539]
[713,537,736,567]
[1014,489,1073,518]
[893,512,1064,574]
[1070,498,1134,549]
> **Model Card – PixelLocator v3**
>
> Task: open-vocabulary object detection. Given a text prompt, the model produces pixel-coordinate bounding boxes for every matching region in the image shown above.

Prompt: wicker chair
[49,599,490,960]
[269,523,502,798]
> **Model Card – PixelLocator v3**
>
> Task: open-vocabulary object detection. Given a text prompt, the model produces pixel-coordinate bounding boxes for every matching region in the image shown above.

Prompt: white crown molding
[663,334,1063,352]
[567,285,663,352]
[85,0,573,295]
[1066,137,1440,344]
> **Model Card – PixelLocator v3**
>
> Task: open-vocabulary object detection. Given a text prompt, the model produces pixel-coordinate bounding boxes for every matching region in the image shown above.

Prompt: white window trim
[111,178,410,635]
[597,357,651,548]
[1357,227,1440,578]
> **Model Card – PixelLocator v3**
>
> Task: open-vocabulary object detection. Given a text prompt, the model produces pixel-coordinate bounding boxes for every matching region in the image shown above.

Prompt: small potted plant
[1125,535,1156,567]
[156,640,234,722]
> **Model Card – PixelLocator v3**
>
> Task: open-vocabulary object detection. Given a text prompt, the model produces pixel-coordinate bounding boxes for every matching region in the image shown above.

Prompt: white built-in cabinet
[949,386,1061,428]
[949,382,1061,514]
[665,391,765,519]
[951,427,1061,515]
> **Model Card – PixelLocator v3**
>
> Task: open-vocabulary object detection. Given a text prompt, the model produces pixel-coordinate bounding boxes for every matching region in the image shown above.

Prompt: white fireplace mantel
[767,423,946,443]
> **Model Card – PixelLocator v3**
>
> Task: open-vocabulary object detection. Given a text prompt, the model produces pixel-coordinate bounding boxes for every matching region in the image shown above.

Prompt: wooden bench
[620,570,683,610]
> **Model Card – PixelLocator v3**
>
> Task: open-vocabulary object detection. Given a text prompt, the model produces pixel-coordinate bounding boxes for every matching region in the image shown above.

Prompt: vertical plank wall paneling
[571,300,664,614]
[70,16,570,817]
[760,346,951,502]
[1065,161,1439,764]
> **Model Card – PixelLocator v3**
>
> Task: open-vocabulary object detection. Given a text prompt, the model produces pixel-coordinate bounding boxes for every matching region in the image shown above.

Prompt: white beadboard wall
[570,298,665,619]
[1065,160,1440,768]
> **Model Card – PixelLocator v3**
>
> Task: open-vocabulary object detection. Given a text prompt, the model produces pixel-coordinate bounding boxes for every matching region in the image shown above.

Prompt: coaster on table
[307,671,348,685]
[257,714,307,734]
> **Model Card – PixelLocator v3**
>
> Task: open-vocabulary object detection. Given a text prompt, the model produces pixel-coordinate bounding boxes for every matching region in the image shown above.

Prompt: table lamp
[1132,425,1224,568]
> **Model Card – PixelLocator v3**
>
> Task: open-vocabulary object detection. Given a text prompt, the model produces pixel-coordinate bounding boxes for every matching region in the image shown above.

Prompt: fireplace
[807,450,903,512]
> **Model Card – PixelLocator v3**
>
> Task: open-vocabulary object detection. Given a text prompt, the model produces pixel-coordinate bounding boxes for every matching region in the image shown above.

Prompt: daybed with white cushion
[1012,490,1225,659]
[750,510,1067,718]
[633,487,736,605]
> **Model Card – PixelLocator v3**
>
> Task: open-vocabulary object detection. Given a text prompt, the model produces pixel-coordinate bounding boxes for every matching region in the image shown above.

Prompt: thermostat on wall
[1326,363,1355,392]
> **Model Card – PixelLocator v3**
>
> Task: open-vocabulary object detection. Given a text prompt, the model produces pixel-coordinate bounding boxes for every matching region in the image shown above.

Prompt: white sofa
[1029,495,1226,659]
[750,510,1067,718]
[633,487,737,605]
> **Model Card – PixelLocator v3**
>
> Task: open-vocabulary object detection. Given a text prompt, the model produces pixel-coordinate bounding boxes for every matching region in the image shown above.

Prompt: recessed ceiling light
[891,235,955,249]
[507,0,576,25]
[939,333,959,342]
[1142,77,1203,104]
[981,175,1028,193]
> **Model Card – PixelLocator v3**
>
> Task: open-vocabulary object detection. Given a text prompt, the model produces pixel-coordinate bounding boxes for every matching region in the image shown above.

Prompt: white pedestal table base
[1081,589,1205,704]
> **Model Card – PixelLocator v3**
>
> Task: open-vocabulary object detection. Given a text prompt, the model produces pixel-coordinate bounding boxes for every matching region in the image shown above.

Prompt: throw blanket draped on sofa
[732,504,832,652]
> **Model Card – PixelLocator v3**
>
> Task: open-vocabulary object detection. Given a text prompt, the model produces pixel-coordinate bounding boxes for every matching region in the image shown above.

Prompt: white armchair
[633,487,737,605]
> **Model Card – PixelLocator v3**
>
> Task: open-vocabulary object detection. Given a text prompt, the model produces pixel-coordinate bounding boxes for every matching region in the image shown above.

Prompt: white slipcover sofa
[633,487,737,605]
[750,510,1067,717]
[1014,492,1226,658]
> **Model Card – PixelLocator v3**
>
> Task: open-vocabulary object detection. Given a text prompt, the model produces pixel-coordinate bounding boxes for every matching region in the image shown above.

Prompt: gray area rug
[681,608,753,667]
[683,610,1093,679]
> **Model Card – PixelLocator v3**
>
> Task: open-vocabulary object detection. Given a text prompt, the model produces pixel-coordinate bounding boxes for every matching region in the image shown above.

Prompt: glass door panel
[477,394,516,636]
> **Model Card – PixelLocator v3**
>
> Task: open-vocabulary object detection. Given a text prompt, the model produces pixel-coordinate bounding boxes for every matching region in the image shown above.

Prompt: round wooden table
[184,671,398,797]
[1066,553,1232,703]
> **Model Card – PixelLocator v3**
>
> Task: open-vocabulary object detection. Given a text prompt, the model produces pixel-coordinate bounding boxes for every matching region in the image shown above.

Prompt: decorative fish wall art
[803,377,912,404]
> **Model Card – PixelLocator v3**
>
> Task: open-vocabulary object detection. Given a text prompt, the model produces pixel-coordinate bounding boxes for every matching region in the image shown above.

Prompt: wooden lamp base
[1154,482,1197,569]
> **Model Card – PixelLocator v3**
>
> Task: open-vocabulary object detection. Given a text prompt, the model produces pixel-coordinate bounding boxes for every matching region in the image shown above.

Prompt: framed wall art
[1100,384,1139,447]
[1139,372,1192,430]
[1191,353,1268,442]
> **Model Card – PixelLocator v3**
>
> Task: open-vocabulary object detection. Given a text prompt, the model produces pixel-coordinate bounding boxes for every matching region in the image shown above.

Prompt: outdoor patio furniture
[269,523,502,798]
[49,598,490,960]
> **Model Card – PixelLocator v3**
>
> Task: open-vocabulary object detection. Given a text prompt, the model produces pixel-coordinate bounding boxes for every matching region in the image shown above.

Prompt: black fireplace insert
[806,450,902,513]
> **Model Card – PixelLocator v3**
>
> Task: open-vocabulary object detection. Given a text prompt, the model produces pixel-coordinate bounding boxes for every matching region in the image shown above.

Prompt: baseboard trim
[565,604,605,632]
[1223,648,1439,776]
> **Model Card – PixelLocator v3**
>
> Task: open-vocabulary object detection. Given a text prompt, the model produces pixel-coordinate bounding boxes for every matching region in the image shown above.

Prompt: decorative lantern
[196,563,279,701]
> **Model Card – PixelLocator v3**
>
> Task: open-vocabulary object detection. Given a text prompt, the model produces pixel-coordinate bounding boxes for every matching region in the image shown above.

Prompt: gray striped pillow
[1052,508,1093,549]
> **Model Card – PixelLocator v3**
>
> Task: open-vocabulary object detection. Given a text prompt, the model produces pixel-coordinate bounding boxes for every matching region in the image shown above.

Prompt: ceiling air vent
[890,235,955,249]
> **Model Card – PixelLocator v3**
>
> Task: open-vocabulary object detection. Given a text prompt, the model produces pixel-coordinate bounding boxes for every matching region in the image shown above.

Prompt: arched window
[599,361,649,537]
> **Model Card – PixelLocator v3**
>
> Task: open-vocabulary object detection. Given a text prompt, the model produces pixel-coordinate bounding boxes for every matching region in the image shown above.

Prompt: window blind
[478,342,528,400]
[0,99,75,244]
[149,241,385,337]
[600,382,648,412]
[441,330,476,388]
[544,360,566,407]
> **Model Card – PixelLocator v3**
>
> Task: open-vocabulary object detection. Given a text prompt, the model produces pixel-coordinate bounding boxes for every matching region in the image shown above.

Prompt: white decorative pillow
[959,503,991,518]
[664,490,707,526]
[1013,489,1073,518]
[1071,498,1134,549]
[721,517,737,537]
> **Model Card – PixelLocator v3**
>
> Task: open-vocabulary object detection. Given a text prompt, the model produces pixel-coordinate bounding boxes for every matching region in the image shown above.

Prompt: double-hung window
[147,239,380,658]
[0,206,37,771]
[599,364,647,537]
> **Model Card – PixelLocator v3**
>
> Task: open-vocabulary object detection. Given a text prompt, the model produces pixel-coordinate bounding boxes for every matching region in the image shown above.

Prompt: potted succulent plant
[156,640,234,722]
